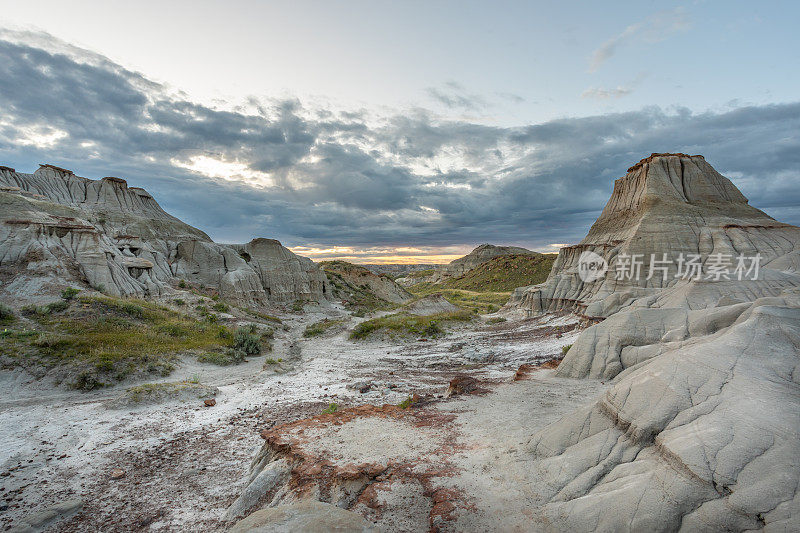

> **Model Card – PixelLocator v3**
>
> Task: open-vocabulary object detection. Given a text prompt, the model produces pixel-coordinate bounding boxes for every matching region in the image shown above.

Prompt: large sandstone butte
[508,153,800,318]
[523,154,800,530]
[0,164,330,306]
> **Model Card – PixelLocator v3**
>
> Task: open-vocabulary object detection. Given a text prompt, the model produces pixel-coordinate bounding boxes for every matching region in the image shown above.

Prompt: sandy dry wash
[0,305,578,531]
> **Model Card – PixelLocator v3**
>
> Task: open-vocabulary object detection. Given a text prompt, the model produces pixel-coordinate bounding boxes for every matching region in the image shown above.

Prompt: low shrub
[562,343,573,355]
[0,303,15,324]
[233,326,261,355]
[321,403,338,414]
[61,287,81,300]
[398,395,418,409]
[212,302,229,313]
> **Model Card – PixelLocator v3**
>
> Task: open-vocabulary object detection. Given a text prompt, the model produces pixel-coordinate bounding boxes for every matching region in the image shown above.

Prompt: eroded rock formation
[515,154,800,530]
[507,154,800,318]
[0,165,330,306]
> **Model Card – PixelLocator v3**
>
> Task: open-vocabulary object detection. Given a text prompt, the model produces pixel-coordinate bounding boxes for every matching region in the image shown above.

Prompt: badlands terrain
[0,153,798,532]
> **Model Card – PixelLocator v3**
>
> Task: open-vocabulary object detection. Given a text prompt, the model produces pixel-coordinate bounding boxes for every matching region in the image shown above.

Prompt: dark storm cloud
[1,30,799,252]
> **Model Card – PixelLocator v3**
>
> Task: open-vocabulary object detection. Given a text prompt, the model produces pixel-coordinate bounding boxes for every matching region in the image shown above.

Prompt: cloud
[581,73,647,100]
[425,81,489,111]
[0,30,798,257]
[581,86,634,99]
[589,8,690,72]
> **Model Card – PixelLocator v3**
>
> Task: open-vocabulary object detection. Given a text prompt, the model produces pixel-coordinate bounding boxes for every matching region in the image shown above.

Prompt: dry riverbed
[0,303,591,531]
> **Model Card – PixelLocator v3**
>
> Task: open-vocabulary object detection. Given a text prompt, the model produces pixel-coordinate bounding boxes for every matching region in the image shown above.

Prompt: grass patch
[243,308,282,323]
[487,317,507,324]
[1,295,235,389]
[407,286,511,314]
[303,319,345,338]
[21,300,71,317]
[406,254,556,312]
[197,350,246,366]
[562,343,573,355]
[349,310,473,340]
[321,402,338,414]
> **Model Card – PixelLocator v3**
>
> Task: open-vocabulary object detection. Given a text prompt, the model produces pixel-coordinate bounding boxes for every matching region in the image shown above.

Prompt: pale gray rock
[229,501,376,533]
[515,154,800,531]
[8,498,83,533]
[0,165,331,306]
[402,294,460,316]
[320,261,413,305]
[507,154,800,318]
[528,296,800,532]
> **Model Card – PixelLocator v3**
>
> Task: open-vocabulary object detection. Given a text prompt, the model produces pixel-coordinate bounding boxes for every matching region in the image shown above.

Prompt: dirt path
[0,307,582,531]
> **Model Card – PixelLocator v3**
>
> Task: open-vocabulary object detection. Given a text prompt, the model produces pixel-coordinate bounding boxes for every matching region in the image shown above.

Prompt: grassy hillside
[444,253,556,292]
[0,294,270,390]
[406,254,556,312]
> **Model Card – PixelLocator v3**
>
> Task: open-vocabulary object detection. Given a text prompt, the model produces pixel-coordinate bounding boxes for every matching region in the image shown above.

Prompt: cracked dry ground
[232,371,608,532]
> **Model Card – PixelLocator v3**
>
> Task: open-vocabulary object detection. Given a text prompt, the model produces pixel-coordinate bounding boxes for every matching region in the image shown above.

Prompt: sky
[0,0,798,263]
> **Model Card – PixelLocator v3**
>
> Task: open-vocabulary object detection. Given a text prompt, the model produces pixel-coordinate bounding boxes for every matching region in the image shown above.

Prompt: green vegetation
[406,269,435,279]
[407,286,511,314]
[406,254,556,312]
[0,295,236,390]
[212,302,229,313]
[291,300,306,313]
[303,319,345,338]
[198,350,245,366]
[321,402,338,414]
[21,300,71,317]
[61,287,81,300]
[243,308,282,323]
[0,328,38,339]
[447,254,556,292]
[0,303,15,324]
[562,343,573,356]
[233,325,264,355]
[487,317,507,324]
[398,395,418,409]
[349,310,473,340]
[178,279,187,288]
[173,299,186,306]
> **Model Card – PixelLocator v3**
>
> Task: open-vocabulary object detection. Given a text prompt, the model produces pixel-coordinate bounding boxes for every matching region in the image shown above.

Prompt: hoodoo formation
[0,164,330,306]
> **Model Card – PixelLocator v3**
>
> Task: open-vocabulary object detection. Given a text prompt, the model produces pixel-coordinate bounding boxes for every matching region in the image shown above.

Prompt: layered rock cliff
[507,154,800,318]
[517,155,800,531]
[0,164,330,306]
